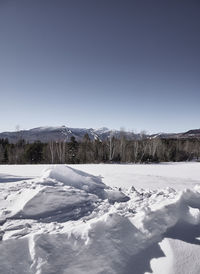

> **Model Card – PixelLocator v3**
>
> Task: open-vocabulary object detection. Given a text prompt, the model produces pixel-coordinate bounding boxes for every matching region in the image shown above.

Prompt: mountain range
[0,126,199,143]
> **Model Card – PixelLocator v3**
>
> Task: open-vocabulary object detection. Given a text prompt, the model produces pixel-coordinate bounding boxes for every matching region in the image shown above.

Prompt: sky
[0,0,200,134]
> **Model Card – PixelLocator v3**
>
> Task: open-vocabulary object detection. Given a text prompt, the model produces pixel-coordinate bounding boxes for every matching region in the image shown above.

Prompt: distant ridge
[0,126,199,143]
[182,129,200,137]
[0,126,137,143]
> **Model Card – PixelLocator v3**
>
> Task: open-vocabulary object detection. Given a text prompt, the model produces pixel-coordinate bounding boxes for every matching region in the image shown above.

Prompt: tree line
[0,134,200,164]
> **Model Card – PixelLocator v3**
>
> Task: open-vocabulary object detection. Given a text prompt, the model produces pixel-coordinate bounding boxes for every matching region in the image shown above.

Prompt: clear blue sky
[0,0,199,133]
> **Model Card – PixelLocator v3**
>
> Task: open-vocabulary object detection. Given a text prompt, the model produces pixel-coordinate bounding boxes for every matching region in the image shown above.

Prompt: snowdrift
[0,165,200,273]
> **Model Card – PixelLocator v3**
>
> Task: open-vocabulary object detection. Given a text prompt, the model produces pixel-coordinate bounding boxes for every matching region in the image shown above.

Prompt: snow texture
[0,163,200,273]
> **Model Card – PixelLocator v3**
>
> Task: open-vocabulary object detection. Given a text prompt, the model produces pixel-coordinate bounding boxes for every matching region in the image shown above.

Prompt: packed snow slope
[0,163,200,274]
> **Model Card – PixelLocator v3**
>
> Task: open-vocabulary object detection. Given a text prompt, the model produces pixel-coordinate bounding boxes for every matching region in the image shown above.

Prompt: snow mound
[28,214,147,274]
[0,166,128,224]
[42,165,106,194]
[41,165,129,202]
[13,186,99,223]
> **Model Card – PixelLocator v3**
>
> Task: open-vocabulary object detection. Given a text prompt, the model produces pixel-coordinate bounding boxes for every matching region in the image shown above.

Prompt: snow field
[0,163,200,273]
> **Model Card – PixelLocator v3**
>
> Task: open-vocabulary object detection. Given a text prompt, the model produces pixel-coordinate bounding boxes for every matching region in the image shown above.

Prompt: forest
[0,134,200,164]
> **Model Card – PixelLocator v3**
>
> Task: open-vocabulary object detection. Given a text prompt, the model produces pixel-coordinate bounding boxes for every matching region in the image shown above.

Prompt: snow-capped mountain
[0,126,199,143]
[0,126,138,143]
[181,129,200,138]
[149,129,200,139]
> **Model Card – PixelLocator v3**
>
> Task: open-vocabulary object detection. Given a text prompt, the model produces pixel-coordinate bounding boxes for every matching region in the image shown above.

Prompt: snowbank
[41,165,129,202]
[42,165,107,197]
[0,166,128,224]
[0,164,200,273]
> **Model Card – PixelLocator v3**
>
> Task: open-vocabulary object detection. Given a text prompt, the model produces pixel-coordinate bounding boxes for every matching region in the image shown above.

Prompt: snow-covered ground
[0,163,200,274]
